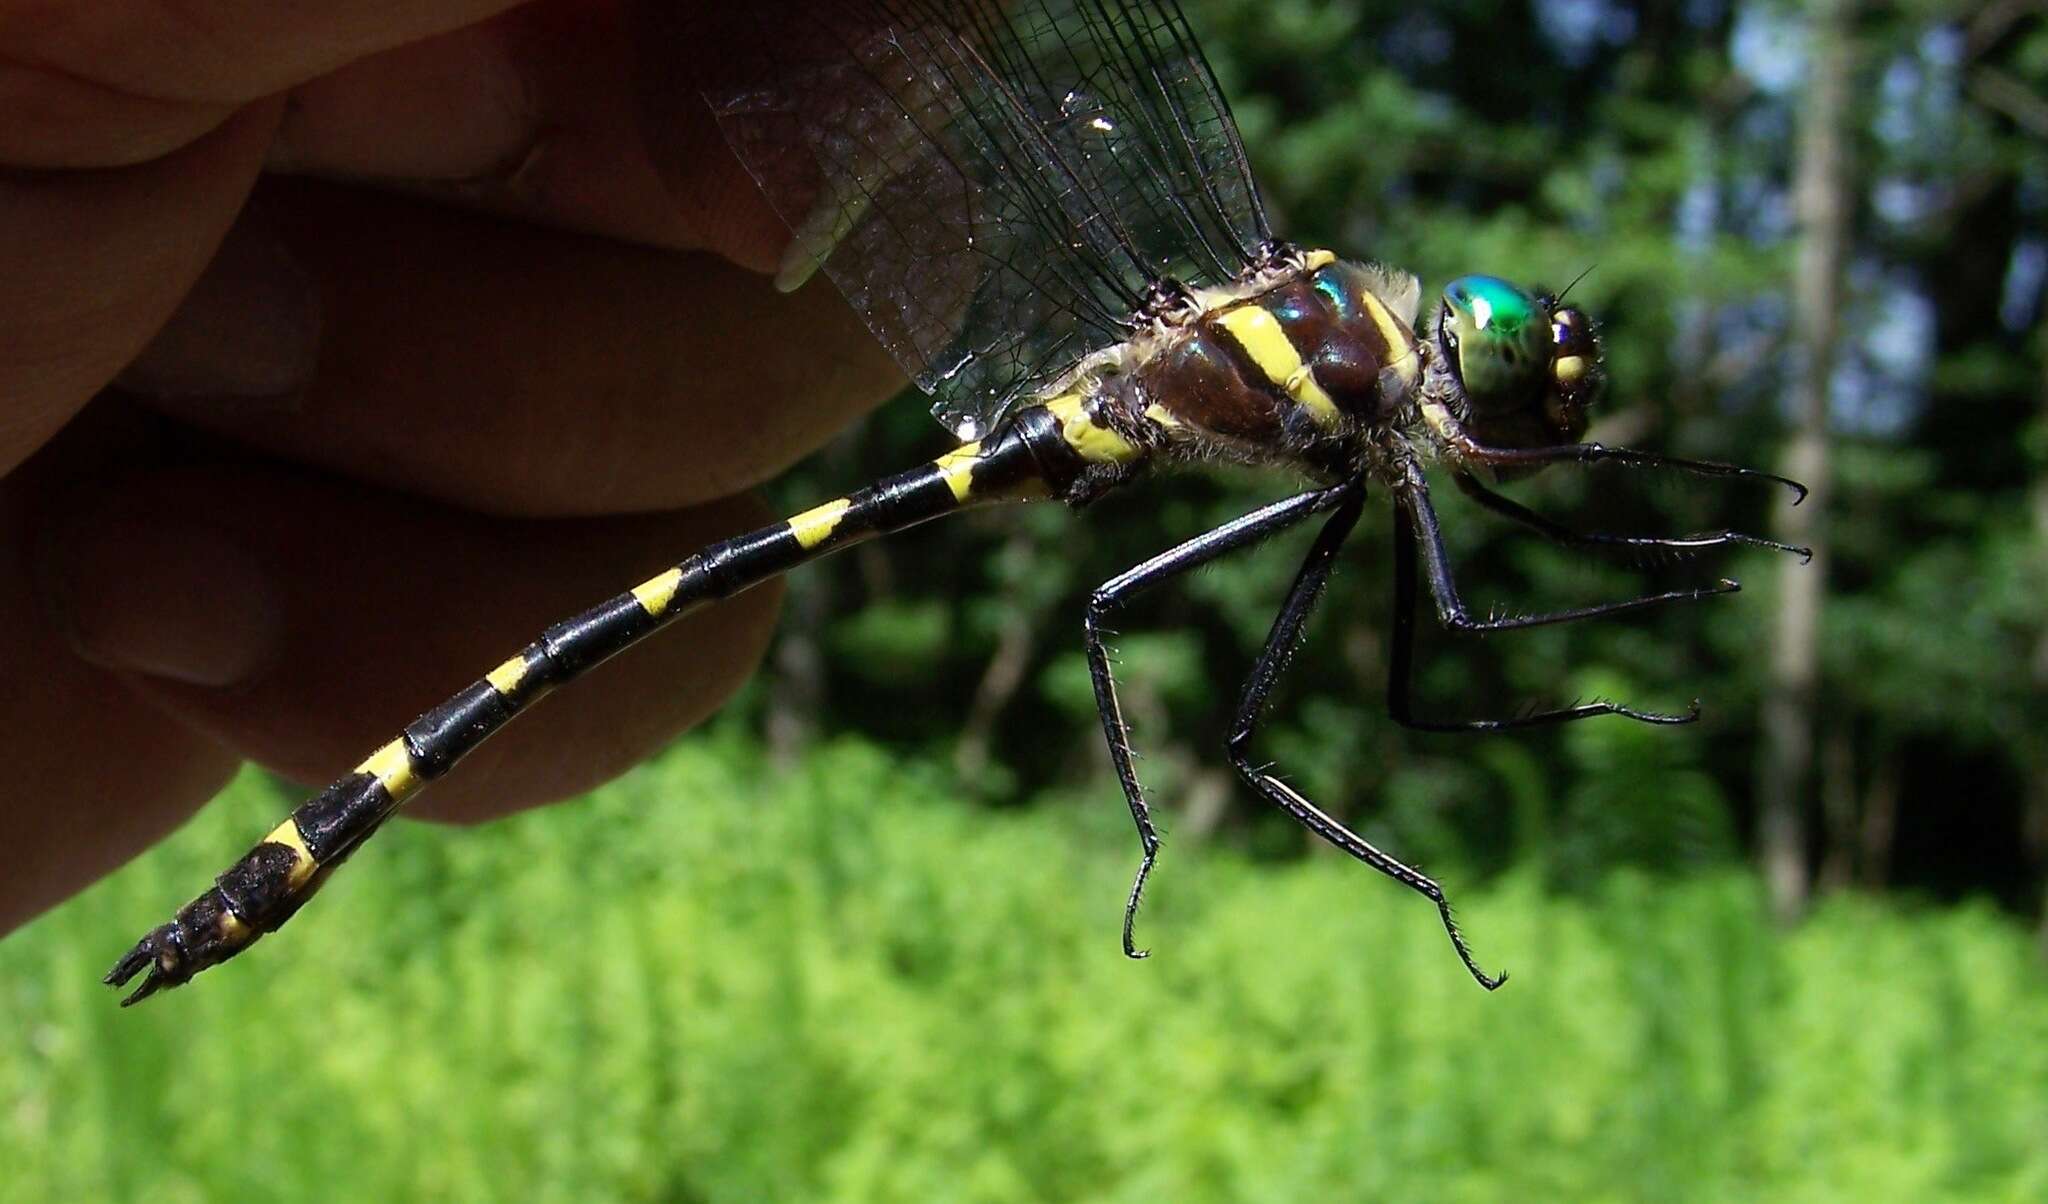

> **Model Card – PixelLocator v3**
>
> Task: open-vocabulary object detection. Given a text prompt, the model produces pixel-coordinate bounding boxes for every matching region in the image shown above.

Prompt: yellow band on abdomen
[355,739,419,802]
[787,498,854,550]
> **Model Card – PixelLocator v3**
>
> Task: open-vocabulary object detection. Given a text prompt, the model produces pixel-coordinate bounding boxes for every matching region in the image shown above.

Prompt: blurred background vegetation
[5,0,2046,1199]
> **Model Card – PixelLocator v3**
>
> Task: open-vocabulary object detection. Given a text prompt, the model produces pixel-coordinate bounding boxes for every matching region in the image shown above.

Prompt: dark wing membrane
[694,0,1273,439]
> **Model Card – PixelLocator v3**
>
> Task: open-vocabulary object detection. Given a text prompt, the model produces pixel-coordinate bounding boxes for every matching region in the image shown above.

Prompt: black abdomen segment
[105,402,1118,1004]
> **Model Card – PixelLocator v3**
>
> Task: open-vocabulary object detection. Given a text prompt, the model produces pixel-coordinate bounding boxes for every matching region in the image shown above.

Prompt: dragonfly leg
[1086,480,1361,958]
[1387,501,1695,731]
[1222,487,1507,991]
[1393,458,1712,725]
[1399,457,1736,635]
[1452,473,1812,567]
[1425,402,1809,502]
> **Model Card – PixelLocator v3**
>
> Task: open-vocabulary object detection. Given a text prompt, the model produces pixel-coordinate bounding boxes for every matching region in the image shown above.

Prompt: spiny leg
[1397,456,1738,643]
[1086,480,1361,958]
[1428,414,1809,503]
[1220,485,1506,990]
[1387,502,1690,732]
[1452,472,1812,567]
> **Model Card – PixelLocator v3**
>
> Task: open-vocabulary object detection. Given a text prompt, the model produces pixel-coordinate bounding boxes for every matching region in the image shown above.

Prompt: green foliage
[743,0,2048,912]
[13,2,2045,1198]
[6,743,2043,1203]
[828,599,956,686]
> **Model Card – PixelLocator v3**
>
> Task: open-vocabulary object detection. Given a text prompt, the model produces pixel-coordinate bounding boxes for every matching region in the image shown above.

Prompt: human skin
[0,0,900,935]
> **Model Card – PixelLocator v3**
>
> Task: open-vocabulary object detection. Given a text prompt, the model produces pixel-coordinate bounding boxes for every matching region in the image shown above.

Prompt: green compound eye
[1440,274,1551,409]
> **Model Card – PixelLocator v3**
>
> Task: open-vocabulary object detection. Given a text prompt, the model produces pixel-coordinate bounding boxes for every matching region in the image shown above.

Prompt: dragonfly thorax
[1114,251,1426,463]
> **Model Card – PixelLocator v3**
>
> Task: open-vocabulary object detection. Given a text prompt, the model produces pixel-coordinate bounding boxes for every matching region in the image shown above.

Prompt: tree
[1758,0,1857,921]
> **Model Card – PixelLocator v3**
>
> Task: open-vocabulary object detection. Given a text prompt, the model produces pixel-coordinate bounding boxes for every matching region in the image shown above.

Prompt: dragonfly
[107,0,1806,1005]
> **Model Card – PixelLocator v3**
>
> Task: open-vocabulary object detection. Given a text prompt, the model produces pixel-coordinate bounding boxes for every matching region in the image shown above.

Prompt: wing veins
[879,0,1148,324]
[695,0,1274,435]
[1074,0,1240,278]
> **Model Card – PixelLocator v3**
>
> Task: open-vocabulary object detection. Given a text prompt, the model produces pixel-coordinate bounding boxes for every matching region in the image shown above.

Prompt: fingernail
[116,220,320,402]
[38,508,284,688]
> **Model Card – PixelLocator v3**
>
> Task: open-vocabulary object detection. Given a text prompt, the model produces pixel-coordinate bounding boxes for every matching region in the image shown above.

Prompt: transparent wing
[694,0,1273,439]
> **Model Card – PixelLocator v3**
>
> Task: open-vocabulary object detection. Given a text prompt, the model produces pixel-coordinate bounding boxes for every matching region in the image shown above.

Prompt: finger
[133,178,902,518]
[269,2,787,266]
[4,1,790,269]
[0,409,241,937]
[35,451,786,827]
[0,99,279,479]
[0,0,526,167]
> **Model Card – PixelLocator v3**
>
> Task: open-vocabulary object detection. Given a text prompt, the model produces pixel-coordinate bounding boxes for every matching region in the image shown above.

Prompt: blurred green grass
[5,732,2043,1203]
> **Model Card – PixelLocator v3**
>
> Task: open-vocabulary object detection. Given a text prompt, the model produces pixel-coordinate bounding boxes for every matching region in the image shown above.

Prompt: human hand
[0,0,898,934]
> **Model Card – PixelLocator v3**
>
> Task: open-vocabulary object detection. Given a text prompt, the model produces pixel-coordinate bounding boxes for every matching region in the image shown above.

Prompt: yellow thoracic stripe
[1217,306,1342,429]
[355,739,419,801]
[630,567,685,616]
[787,498,854,550]
[1358,288,1421,391]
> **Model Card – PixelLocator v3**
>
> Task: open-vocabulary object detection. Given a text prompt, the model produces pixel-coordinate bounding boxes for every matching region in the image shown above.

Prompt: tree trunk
[1818,723,1857,893]
[765,570,826,770]
[1757,0,1854,924]
[954,533,1041,783]
[2029,311,2048,960]
[1856,747,1899,891]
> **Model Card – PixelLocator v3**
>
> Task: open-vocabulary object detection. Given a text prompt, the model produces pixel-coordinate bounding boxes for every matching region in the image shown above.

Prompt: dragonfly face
[1436,274,1604,452]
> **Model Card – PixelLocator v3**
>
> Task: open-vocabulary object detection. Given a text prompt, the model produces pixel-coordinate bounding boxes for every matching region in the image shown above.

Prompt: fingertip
[145,179,900,517]
[36,498,287,689]
[621,0,791,274]
[0,423,249,934]
[0,99,283,475]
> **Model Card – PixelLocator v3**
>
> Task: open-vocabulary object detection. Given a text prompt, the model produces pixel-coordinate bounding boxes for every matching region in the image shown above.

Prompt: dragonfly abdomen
[104,397,1145,1004]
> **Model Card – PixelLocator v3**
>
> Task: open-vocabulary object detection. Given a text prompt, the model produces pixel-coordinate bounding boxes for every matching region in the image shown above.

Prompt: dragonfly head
[1435,275,1604,448]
